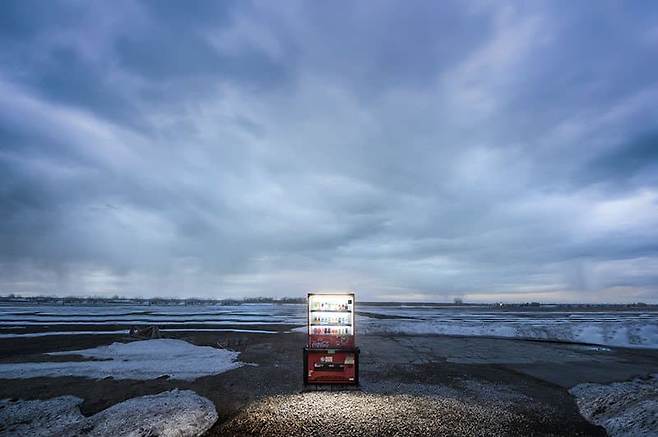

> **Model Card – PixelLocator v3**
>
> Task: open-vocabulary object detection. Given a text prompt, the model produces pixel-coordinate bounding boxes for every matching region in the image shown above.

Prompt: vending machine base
[303,347,360,386]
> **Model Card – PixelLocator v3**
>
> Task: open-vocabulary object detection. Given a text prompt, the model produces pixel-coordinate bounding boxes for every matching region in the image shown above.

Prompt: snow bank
[361,318,658,349]
[569,375,658,436]
[0,339,242,380]
[0,389,217,437]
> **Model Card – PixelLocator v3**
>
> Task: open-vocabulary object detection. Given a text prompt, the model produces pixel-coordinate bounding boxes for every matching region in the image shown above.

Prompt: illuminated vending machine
[304,292,359,386]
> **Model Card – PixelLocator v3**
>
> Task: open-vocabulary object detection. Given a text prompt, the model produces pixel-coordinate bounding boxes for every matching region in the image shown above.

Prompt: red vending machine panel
[304,349,359,385]
[304,293,359,386]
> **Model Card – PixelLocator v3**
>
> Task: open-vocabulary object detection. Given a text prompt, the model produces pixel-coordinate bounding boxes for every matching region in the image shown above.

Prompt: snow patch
[569,374,658,436]
[0,339,242,380]
[0,389,217,437]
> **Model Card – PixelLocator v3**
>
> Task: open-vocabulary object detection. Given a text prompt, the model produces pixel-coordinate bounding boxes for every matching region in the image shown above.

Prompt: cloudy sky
[1,1,658,302]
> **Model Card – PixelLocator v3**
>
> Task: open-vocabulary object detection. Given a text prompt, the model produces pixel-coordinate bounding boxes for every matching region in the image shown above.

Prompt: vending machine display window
[307,293,355,349]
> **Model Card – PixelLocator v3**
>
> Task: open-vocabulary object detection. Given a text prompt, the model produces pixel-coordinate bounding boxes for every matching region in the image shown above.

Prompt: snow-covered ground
[570,375,658,436]
[0,339,243,380]
[294,304,658,348]
[0,328,277,338]
[0,330,130,338]
[358,306,658,349]
[0,303,305,333]
[1,303,657,349]
[0,389,217,437]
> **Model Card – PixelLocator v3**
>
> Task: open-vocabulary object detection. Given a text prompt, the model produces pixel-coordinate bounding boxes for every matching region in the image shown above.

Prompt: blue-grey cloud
[1,0,658,302]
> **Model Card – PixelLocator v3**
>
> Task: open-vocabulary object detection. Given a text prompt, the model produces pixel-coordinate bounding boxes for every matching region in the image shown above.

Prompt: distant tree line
[0,294,305,306]
[0,294,653,308]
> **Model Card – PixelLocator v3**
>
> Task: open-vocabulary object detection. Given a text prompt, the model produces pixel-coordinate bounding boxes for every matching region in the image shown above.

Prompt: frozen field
[359,305,658,349]
[1,304,657,437]
[0,303,656,349]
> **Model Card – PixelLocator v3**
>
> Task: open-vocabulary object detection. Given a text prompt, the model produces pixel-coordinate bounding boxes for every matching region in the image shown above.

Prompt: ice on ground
[160,328,277,334]
[0,320,294,325]
[2,304,656,349]
[0,328,276,338]
[569,374,658,436]
[0,330,128,338]
[0,389,217,437]
[0,339,242,380]
[361,317,658,349]
[0,303,305,325]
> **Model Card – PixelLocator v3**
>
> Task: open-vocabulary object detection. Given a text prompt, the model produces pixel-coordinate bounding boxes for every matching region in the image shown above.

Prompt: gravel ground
[217,391,594,436]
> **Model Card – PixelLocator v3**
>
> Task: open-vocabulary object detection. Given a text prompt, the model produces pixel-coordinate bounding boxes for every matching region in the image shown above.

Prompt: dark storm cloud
[115,1,288,86]
[0,1,135,122]
[1,0,658,301]
[0,0,292,129]
[582,131,658,188]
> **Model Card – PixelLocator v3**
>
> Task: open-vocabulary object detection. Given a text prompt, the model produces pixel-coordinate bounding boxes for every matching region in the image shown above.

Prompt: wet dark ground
[1,329,658,436]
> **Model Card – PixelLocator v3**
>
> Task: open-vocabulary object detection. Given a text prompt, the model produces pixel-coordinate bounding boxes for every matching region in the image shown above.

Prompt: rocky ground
[1,328,657,436]
[570,374,658,436]
[0,389,217,437]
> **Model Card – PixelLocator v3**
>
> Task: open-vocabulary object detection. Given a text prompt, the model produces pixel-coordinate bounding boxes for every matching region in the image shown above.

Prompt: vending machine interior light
[307,293,355,349]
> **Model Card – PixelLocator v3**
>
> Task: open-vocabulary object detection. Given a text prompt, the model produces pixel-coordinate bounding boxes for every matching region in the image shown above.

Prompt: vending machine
[303,292,360,386]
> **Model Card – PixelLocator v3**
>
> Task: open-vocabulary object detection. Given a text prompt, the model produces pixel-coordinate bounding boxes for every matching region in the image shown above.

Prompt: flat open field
[1,304,657,436]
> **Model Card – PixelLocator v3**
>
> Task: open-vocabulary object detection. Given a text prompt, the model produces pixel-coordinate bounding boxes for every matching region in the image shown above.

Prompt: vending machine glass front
[307,293,355,349]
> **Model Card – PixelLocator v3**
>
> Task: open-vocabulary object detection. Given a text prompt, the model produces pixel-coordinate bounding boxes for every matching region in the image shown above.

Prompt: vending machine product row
[304,292,360,386]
